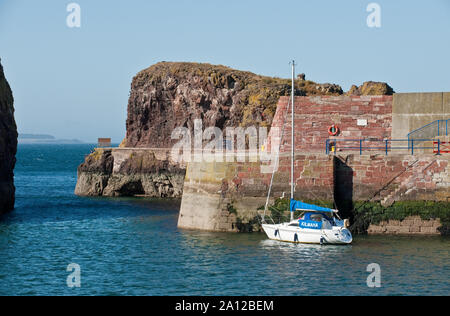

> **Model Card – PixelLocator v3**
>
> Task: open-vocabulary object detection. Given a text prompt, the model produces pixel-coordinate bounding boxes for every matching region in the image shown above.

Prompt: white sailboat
[260,61,353,245]
[261,201,353,245]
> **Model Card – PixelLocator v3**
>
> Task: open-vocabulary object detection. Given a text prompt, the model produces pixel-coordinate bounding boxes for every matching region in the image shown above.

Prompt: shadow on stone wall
[333,156,354,221]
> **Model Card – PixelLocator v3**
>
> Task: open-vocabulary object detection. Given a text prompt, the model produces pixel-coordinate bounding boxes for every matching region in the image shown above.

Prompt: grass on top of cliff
[133,62,344,127]
[89,148,105,161]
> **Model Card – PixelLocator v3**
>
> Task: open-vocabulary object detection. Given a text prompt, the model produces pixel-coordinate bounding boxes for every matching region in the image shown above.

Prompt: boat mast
[290,60,295,222]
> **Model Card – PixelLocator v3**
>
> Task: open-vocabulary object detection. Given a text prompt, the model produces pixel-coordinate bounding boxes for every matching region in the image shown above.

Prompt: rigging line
[263,95,293,220]
[305,181,333,210]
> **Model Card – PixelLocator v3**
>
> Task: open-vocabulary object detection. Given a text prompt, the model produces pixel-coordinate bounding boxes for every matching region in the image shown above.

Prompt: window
[310,214,323,222]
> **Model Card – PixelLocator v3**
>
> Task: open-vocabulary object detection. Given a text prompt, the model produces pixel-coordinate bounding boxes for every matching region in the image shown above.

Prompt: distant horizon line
[18,133,122,144]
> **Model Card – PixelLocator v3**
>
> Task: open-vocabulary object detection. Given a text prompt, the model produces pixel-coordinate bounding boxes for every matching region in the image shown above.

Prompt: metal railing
[325,138,447,155]
[407,119,449,148]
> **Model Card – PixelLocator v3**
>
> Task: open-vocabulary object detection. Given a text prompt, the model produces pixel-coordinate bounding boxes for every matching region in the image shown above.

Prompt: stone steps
[381,159,437,207]
[213,197,238,232]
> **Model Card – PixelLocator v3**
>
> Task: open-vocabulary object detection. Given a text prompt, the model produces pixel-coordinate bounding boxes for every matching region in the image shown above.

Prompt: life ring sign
[328,125,340,136]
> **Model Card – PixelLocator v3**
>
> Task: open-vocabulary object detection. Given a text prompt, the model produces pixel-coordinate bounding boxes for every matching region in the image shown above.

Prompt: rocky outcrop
[0,59,17,214]
[76,62,395,199]
[75,149,185,198]
[77,62,347,197]
[125,62,344,148]
[347,81,394,96]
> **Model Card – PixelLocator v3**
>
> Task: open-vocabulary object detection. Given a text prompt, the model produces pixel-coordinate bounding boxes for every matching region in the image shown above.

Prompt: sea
[0,144,448,296]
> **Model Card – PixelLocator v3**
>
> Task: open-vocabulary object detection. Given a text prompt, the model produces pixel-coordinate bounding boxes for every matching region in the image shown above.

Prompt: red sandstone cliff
[0,59,18,214]
[124,62,345,148]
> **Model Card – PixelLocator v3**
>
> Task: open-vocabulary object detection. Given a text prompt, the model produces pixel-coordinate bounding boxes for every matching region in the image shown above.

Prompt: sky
[0,0,449,143]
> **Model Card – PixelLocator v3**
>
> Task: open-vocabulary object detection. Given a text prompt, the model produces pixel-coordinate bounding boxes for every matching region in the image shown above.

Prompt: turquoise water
[0,144,448,296]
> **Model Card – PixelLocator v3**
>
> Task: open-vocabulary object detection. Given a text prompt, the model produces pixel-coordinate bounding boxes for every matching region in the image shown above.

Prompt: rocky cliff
[0,59,18,214]
[75,61,393,197]
[124,62,345,148]
[346,81,394,96]
[75,148,185,197]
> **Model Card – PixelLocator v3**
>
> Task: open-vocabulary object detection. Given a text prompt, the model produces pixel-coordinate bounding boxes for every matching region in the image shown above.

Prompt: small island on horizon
[18,133,85,145]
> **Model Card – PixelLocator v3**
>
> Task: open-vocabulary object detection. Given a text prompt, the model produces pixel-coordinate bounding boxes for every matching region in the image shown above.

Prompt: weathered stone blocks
[268,95,393,153]
[368,216,442,235]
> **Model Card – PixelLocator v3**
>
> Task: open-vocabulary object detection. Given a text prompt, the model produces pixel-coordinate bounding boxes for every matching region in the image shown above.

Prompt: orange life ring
[328,125,339,136]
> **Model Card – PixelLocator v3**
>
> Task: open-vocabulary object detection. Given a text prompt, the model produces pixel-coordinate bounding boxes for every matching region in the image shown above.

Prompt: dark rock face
[75,149,185,198]
[125,62,344,148]
[0,60,18,214]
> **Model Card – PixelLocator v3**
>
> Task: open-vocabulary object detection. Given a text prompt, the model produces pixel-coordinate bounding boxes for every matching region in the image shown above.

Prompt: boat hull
[262,224,352,245]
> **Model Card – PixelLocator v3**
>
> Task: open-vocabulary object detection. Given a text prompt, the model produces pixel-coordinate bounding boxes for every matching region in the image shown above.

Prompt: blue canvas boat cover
[290,199,334,213]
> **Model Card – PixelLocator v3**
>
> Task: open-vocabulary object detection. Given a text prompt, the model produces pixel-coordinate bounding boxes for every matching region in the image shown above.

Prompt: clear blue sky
[1,0,449,142]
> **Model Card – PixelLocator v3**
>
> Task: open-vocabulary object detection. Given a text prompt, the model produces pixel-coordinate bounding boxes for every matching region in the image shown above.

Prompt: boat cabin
[287,200,345,229]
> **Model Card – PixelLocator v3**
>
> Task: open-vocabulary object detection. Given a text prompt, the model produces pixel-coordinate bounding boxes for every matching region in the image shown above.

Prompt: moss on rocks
[78,149,113,174]
[351,201,450,235]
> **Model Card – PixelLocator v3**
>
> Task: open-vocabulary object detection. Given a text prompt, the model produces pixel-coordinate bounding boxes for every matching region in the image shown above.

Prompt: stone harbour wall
[391,92,450,140]
[367,216,442,235]
[178,153,450,232]
[176,95,449,233]
[269,95,393,153]
[75,90,450,235]
[336,154,450,206]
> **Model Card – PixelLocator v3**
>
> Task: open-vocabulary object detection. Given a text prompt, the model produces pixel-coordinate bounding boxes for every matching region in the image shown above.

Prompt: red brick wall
[225,154,449,204]
[269,95,393,153]
[338,154,449,202]
[227,95,448,204]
